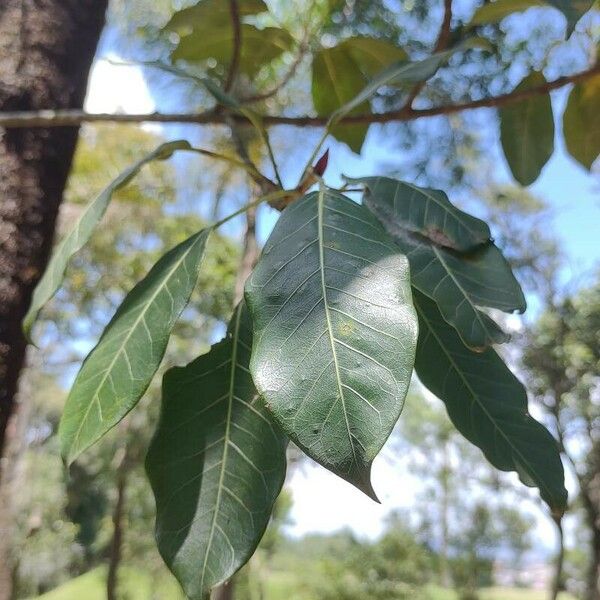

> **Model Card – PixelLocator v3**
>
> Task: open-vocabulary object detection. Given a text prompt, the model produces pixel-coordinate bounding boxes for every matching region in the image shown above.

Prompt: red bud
[313,148,329,177]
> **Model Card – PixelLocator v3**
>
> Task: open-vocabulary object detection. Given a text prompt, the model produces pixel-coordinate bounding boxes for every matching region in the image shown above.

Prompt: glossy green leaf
[500,72,554,186]
[245,189,418,500]
[23,140,192,340]
[59,228,210,465]
[469,0,546,25]
[165,0,268,34]
[413,290,567,516]
[361,176,525,350]
[172,24,293,77]
[345,176,491,251]
[563,73,600,169]
[146,303,287,600]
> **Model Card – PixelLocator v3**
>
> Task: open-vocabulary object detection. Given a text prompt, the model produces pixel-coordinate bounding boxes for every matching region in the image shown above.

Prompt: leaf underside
[563,74,600,170]
[59,229,210,464]
[23,140,192,340]
[245,189,418,500]
[146,303,287,600]
[413,290,567,515]
[499,71,554,186]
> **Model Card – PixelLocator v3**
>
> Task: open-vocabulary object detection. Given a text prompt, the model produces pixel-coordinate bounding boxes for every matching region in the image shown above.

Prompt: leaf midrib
[414,298,554,503]
[317,189,358,468]
[67,230,207,458]
[200,302,241,592]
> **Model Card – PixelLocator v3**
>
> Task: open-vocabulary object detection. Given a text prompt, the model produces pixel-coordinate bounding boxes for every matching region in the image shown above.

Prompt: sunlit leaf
[59,228,210,464]
[499,72,554,186]
[23,140,193,340]
[563,73,600,170]
[413,290,568,516]
[147,303,286,600]
[246,189,418,499]
[345,176,491,251]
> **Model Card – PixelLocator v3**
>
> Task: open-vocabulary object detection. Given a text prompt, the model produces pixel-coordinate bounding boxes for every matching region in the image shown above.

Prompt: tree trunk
[582,443,600,600]
[106,468,127,600]
[0,0,108,466]
[549,518,564,600]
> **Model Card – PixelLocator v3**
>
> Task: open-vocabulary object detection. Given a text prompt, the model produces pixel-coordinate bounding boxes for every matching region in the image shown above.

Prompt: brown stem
[2,63,597,129]
[549,518,565,600]
[223,0,241,93]
[106,461,128,600]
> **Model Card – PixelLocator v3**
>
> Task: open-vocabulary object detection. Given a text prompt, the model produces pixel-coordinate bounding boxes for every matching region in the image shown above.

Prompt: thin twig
[223,0,242,93]
[1,63,597,129]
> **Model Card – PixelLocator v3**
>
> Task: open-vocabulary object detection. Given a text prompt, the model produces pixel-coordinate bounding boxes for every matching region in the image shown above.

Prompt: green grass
[33,566,184,600]
[34,568,577,600]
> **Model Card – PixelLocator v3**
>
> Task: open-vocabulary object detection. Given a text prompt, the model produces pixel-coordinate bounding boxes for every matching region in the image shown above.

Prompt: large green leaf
[499,72,554,186]
[360,177,525,350]
[311,37,407,152]
[469,0,546,25]
[172,24,293,77]
[165,0,268,34]
[563,73,600,170]
[345,176,491,251]
[23,140,192,340]
[59,229,210,465]
[245,189,418,499]
[413,290,567,515]
[146,303,286,600]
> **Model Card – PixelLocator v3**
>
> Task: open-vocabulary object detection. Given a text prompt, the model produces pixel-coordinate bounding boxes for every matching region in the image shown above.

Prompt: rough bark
[583,442,600,600]
[0,0,108,466]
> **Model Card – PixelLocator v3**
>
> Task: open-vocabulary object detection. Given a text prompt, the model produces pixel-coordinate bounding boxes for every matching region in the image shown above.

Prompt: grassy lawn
[34,568,577,600]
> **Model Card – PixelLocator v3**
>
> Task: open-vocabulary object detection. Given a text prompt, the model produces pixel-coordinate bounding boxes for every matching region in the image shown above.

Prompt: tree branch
[223,0,241,93]
[1,63,597,129]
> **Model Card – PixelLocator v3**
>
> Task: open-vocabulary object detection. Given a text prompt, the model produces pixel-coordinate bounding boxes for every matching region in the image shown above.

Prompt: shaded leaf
[345,176,491,251]
[413,290,567,515]
[469,0,546,25]
[23,140,192,340]
[361,177,525,349]
[337,36,408,77]
[172,24,293,77]
[245,189,418,499]
[146,303,286,600]
[563,73,600,169]
[499,72,554,186]
[59,229,210,464]
[165,0,268,34]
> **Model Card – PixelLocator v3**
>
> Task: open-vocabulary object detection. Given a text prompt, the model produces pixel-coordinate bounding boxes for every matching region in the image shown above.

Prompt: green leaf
[499,72,554,186]
[311,45,371,153]
[413,290,567,516]
[311,37,407,152]
[59,228,210,465]
[345,176,491,251]
[469,0,546,26]
[172,24,293,77]
[245,189,418,500]
[563,73,600,170]
[165,0,268,34]
[146,303,287,600]
[23,140,192,340]
[360,176,525,350]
